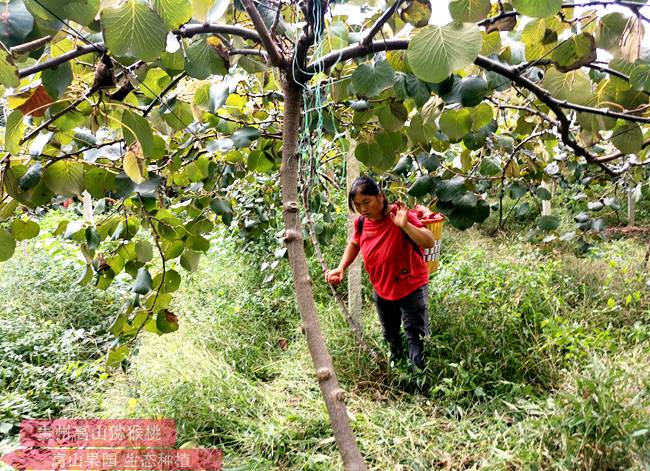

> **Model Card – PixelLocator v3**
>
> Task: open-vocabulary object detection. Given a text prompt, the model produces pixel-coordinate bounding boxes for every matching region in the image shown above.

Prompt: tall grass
[1,209,648,469]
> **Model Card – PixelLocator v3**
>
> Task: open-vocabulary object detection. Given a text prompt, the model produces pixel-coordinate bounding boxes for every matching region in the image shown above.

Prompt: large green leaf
[512,0,561,18]
[42,63,73,100]
[0,0,34,47]
[10,219,39,241]
[0,228,16,262]
[541,68,592,105]
[84,168,117,198]
[611,122,643,154]
[407,22,482,84]
[184,38,228,79]
[448,0,490,22]
[134,267,153,294]
[630,64,650,92]
[100,0,168,61]
[25,0,99,26]
[122,110,154,158]
[5,110,25,155]
[42,160,85,197]
[0,45,19,88]
[439,108,471,142]
[552,33,597,72]
[521,17,560,61]
[596,13,628,51]
[153,0,192,29]
[351,60,395,97]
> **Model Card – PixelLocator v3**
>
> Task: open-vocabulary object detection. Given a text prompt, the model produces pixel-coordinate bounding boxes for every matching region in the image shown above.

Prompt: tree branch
[143,72,187,118]
[361,0,405,47]
[19,44,105,78]
[18,24,262,80]
[10,36,52,55]
[239,0,286,67]
[596,138,650,163]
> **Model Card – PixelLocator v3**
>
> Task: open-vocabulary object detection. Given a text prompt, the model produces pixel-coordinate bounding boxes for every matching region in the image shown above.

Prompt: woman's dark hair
[348,176,388,213]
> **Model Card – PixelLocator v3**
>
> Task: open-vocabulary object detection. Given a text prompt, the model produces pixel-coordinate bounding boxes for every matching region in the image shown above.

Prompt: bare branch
[10,36,52,55]
[19,43,105,78]
[174,23,261,42]
[239,0,286,67]
[18,24,261,80]
[489,99,560,127]
[596,138,650,163]
[361,0,405,47]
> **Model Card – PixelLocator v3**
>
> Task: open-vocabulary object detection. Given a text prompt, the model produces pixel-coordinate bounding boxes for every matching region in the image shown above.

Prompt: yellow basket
[421,214,445,273]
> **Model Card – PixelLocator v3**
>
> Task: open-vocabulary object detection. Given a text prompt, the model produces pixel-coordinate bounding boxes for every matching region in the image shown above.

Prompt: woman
[325,176,435,370]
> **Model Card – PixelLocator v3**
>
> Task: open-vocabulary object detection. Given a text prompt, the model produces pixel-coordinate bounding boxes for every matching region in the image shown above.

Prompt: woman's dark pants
[373,284,429,369]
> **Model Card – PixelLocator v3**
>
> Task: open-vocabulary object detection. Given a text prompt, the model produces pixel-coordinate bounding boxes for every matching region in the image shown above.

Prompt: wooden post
[82,190,93,223]
[628,187,636,227]
[346,137,363,333]
[541,180,552,216]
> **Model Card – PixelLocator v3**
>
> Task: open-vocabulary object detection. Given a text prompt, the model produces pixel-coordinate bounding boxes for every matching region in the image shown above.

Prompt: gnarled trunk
[279,77,366,470]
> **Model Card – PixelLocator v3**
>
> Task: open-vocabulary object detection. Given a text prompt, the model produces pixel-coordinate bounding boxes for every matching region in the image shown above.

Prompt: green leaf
[436,175,465,201]
[630,64,650,92]
[471,103,493,131]
[596,13,628,50]
[407,175,435,197]
[0,45,19,88]
[106,345,129,368]
[479,157,501,176]
[611,122,643,154]
[459,75,488,107]
[400,0,432,28]
[536,186,552,200]
[5,111,25,155]
[551,33,597,72]
[26,0,99,26]
[135,240,154,263]
[122,110,154,158]
[156,310,179,334]
[134,267,153,294]
[521,17,560,61]
[42,62,73,100]
[100,0,168,61]
[538,215,560,231]
[153,269,182,293]
[42,160,85,197]
[247,149,274,173]
[439,108,472,142]
[84,168,117,199]
[185,38,228,79]
[10,219,39,241]
[186,235,210,252]
[351,60,395,97]
[0,228,16,262]
[153,0,192,29]
[541,68,592,105]
[448,0,491,22]
[180,249,201,272]
[407,22,482,84]
[512,0,561,18]
[0,0,34,47]
[232,127,261,148]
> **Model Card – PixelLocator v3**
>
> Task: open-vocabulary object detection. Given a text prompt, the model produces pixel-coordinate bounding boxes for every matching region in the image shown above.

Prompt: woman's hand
[325,267,345,286]
[390,201,409,228]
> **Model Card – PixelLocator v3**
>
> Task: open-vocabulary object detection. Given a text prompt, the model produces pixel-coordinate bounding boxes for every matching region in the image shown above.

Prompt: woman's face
[352,192,385,220]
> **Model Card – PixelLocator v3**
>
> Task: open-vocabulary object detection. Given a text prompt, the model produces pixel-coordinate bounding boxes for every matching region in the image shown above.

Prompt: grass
[1,208,649,470]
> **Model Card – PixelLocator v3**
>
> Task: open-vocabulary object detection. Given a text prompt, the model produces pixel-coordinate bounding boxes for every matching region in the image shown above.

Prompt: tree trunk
[279,78,367,470]
[345,142,362,330]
